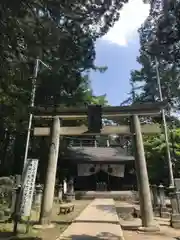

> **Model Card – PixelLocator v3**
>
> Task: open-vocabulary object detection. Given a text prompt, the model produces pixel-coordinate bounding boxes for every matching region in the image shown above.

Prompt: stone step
[75,191,137,201]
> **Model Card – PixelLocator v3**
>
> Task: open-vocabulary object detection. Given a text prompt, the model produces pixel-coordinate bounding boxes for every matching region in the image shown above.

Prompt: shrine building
[61,142,136,191]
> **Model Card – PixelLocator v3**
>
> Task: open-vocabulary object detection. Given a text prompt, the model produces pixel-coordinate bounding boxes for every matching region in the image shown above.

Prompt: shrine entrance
[74,161,127,191]
[33,101,166,227]
[96,170,108,191]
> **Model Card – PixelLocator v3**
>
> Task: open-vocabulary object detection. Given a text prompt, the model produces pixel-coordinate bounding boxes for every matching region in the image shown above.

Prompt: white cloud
[102,0,150,46]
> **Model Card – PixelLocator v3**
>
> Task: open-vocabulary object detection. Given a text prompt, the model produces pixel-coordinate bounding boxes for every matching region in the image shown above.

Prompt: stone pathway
[58,198,124,240]
[58,199,180,240]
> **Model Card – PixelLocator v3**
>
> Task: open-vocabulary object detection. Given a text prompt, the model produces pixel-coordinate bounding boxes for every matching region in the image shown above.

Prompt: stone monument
[66,178,75,202]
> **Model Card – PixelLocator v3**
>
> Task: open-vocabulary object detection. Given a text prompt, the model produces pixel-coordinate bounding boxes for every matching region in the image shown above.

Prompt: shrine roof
[63,146,134,162]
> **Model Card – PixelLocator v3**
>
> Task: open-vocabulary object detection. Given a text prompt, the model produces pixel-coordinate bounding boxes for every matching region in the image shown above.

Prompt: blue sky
[90,0,150,106]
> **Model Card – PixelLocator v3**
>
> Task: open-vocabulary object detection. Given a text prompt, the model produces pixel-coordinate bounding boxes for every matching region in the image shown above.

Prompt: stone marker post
[34,184,43,207]
[63,178,67,201]
[11,175,22,218]
[39,117,60,225]
[58,184,63,203]
[130,115,157,230]
[13,185,21,235]
[159,184,169,218]
[170,187,180,229]
[66,178,75,202]
[150,185,154,206]
[151,185,159,211]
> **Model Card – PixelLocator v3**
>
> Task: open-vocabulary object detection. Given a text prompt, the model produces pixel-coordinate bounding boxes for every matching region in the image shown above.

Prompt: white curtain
[108,164,125,178]
[78,164,125,177]
[99,165,108,172]
[78,164,96,176]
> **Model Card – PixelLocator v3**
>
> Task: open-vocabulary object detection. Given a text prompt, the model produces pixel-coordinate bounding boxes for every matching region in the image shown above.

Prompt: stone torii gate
[32,101,166,229]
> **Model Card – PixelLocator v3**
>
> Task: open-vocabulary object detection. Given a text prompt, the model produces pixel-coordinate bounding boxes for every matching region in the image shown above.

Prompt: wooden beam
[32,101,167,119]
[33,124,161,136]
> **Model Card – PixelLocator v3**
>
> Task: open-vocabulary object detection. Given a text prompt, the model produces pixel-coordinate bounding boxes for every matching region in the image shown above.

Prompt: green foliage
[0,211,5,220]
[127,0,180,184]
[84,88,109,106]
[144,128,180,183]
[130,0,180,107]
[0,177,13,210]
[0,177,13,187]
[0,0,128,175]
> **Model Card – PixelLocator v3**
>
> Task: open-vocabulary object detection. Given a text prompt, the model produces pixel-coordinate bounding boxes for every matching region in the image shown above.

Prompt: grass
[0,200,91,240]
[39,200,91,240]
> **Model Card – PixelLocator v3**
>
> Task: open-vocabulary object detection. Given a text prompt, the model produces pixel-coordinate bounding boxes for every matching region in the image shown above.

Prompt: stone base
[153,207,170,218]
[138,225,160,233]
[160,207,170,218]
[171,214,180,229]
[154,207,160,217]
[33,224,55,229]
[65,193,75,202]
[160,211,170,219]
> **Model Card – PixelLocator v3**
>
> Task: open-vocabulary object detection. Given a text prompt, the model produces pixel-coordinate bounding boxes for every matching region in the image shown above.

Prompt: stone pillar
[170,187,179,214]
[170,187,180,228]
[15,175,21,186]
[11,175,22,217]
[33,184,43,207]
[158,184,169,218]
[63,179,67,201]
[11,187,18,219]
[66,178,75,202]
[63,179,67,195]
[151,185,160,217]
[151,185,159,210]
[58,184,63,203]
[39,117,60,225]
[130,115,158,230]
[150,185,154,205]
[13,185,21,234]
[106,139,110,147]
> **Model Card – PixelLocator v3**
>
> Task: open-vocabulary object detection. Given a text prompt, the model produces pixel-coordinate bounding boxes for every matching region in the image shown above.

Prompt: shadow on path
[60,232,121,240]
[0,232,13,239]
[73,219,119,224]
[0,232,41,240]
[52,220,70,225]
[121,224,139,231]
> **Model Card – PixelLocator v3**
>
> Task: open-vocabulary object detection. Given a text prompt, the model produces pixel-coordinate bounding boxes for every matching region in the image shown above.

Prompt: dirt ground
[38,200,90,240]
[123,231,176,240]
[120,216,180,240]
[115,200,180,240]
[2,200,180,240]
[0,200,91,240]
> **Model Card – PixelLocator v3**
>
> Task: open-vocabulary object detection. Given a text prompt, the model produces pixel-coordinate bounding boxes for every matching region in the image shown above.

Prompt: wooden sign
[20,159,39,217]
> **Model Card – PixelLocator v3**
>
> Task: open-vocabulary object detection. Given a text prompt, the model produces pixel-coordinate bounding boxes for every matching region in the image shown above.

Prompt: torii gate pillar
[39,116,60,225]
[131,115,159,230]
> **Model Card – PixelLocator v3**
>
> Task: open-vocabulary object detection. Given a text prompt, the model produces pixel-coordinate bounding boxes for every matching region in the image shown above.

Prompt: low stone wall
[75,191,138,202]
